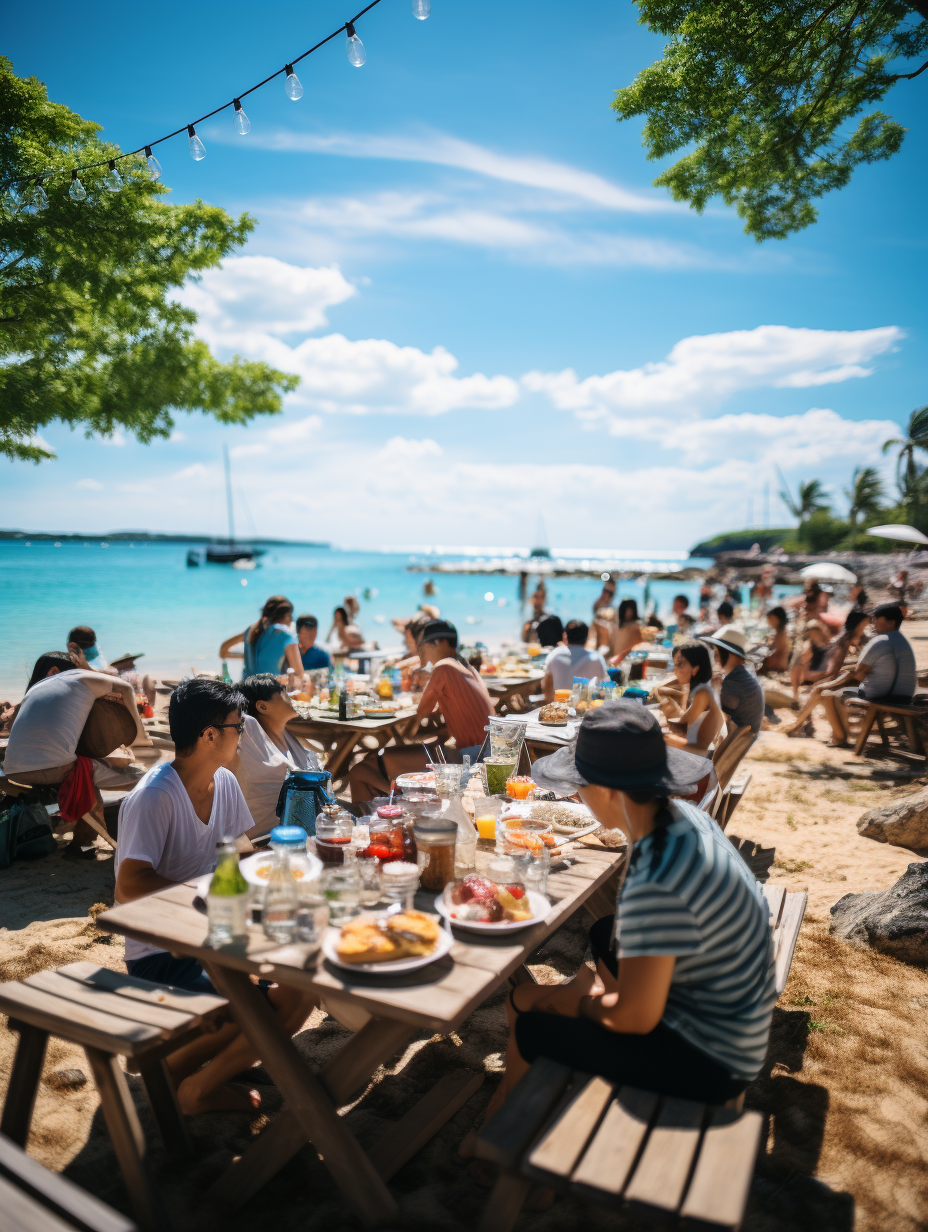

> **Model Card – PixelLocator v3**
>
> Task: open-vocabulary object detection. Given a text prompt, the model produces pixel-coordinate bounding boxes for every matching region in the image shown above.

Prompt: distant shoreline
[0,529,330,548]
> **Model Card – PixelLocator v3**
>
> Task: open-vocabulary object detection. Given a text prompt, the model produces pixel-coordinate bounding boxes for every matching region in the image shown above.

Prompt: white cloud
[100,431,126,447]
[75,478,102,490]
[524,325,903,422]
[229,442,271,458]
[174,463,211,481]
[169,430,187,443]
[207,127,677,215]
[176,256,355,339]
[265,415,323,444]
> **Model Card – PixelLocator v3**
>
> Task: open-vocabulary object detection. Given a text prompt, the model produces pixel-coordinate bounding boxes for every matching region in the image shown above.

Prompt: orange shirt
[416,658,495,748]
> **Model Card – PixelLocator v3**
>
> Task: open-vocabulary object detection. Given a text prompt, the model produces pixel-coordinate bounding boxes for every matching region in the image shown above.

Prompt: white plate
[526,802,601,837]
[322,919,453,973]
[239,849,323,887]
[396,771,437,789]
[435,889,550,934]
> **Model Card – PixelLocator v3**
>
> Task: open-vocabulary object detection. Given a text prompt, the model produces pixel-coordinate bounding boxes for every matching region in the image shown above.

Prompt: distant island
[0,529,330,548]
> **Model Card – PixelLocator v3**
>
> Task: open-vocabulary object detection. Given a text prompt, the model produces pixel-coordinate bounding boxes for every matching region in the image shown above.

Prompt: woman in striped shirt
[474,702,776,1136]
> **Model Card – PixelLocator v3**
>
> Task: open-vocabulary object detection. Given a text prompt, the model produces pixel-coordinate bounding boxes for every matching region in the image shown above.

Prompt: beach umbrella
[866,524,928,545]
[799,562,858,584]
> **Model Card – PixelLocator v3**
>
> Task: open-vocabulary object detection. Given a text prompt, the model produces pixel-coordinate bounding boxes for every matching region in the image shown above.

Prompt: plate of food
[396,771,437,790]
[362,706,397,719]
[435,874,549,934]
[525,801,601,838]
[323,909,451,973]
[537,703,570,727]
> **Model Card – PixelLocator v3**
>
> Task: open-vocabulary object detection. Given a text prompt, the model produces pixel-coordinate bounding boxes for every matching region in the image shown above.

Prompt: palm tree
[882,405,928,499]
[779,477,830,524]
[844,466,884,527]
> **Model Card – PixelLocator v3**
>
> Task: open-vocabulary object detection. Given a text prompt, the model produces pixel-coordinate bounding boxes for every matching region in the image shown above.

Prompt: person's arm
[415,668,441,721]
[115,857,175,902]
[219,632,246,659]
[283,642,303,677]
[83,672,150,746]
[579,955,676,1034]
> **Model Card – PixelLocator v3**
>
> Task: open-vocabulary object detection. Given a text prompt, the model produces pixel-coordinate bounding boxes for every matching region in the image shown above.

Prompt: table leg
[323,732,364,784]
[205,964,398,1226]
[0,1022,48,1146]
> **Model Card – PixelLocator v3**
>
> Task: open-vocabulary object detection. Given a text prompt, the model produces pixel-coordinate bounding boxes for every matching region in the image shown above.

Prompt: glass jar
[323,848,362,921]
[313,807,354,866]
[413,813,458,893]
[381,860,419,911]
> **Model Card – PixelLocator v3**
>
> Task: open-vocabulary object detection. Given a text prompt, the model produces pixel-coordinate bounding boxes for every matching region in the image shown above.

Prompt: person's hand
[68,643,91,669]
[533,964,605,1017]
[102,692,124,703]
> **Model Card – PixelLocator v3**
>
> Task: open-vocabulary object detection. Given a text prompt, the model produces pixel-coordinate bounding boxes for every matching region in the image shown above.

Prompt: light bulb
[233,100,251,135]
[69,170,87,202]
[26,181,49,213]
[284,64,303,100]
[187,125,206,161]
[145,146,162,179]
[104,160,123,192]
[412,0,430,17]
[346,22,366,66]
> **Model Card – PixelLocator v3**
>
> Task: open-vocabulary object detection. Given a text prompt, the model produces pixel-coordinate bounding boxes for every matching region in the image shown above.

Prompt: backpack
[0,800,58,870]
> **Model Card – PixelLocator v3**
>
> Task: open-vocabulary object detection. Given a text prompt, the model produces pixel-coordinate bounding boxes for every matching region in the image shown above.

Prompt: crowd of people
[0,570,922,1125]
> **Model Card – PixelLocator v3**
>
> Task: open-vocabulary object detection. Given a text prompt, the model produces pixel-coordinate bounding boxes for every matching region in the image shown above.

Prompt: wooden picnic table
[286,705,420,791]
[96,843,623,1227]
[483,672,544,717]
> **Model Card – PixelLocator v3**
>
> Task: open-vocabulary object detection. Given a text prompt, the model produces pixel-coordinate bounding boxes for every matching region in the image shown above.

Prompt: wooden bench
[715,771,753,831]
[0,962,228,1232]
[845,697,925,758]
[475,884,806,1232]
[0,1132,139,1232]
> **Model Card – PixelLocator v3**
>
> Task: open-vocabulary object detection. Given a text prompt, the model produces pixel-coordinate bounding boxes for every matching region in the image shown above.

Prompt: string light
[412,0,430,18]
[232,99,251,135]
[284,64,303,100]
[187,125,206,161]
[2,0,393,200]
[144,147,162,179]
[346,22,366,66]
[104,160,123,191]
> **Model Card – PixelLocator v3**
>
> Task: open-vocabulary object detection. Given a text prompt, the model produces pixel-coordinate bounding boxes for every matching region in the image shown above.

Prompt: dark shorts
[512,917,747,1105]
[126,952,272,1000]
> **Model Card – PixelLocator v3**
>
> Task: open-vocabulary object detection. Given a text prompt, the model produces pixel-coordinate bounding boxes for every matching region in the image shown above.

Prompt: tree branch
[891,57,928,78]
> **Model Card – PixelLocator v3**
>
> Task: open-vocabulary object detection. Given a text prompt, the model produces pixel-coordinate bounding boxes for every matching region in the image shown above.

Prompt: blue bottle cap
[269,825,309,846]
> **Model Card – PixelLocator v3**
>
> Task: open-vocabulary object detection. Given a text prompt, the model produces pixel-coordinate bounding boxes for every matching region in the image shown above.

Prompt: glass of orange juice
[554,688,572,703]
[473,796,503,847]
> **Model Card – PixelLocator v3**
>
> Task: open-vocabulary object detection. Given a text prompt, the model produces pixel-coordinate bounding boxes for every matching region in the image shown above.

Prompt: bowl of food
[527,801,600,838]
[436,873,548,933]
[538,703,570,726]
[362,706,397,719]
[324,909,451,972]
[238,849,323,887]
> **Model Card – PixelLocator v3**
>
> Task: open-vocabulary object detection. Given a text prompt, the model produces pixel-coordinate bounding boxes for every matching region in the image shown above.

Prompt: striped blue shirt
[615,800,776,1080]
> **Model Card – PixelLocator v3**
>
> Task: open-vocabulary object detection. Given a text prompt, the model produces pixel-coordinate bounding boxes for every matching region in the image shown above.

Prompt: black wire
[3,0,384,191]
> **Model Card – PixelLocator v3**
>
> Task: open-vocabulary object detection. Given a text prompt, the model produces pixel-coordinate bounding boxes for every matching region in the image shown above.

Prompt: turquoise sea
[0,540,713,698]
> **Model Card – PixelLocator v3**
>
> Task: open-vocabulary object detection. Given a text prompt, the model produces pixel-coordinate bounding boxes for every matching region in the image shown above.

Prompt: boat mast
[223,444,236,544]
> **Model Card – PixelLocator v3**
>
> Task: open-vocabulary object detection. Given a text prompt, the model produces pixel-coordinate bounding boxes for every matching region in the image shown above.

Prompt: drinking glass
[488,717,528,760]
[433,763,466,798]
[472,795,504,846]
[484,758,516,796]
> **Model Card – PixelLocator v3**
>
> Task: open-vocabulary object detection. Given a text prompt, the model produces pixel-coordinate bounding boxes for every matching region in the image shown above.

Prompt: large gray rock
[830,862,928,966]
[857,786,928,854]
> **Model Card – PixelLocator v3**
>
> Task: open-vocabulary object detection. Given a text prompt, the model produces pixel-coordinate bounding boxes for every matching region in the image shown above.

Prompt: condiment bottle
[207,839,249,946]
[413,813,458,893]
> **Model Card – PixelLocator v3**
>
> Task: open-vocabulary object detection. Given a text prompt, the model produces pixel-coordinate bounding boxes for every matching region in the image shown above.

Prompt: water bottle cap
[269,826,309,847]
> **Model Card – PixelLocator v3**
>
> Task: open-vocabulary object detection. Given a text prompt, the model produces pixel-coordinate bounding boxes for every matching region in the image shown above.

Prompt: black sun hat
[531,699,710,797]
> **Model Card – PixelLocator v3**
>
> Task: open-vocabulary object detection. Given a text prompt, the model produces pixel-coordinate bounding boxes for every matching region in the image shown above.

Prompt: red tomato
[506,885,526,899]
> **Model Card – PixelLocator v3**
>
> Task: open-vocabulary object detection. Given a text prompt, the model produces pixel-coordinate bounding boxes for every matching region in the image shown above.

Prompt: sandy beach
[2,634,928,1231]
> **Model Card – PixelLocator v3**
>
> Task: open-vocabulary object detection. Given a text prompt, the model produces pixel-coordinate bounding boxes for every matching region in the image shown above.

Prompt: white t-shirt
[115,762,253,960]
[544,644,609,691]
[5,670,142,774]
[235,715,322,837]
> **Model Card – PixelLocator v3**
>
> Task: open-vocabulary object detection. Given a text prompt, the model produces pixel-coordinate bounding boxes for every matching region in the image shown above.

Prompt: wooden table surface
[96,844,622,1224]
[286,705,419,789]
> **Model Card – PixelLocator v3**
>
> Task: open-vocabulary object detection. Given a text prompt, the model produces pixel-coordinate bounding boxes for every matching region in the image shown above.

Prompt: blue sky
[5,0,927,549]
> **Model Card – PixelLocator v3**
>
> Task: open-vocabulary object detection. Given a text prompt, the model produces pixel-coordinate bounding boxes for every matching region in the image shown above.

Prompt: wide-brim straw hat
[698,626,748,657]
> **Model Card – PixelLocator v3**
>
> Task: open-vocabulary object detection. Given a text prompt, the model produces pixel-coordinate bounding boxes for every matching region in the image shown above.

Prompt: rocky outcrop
[857,787,928,855]
[830,862,928,966]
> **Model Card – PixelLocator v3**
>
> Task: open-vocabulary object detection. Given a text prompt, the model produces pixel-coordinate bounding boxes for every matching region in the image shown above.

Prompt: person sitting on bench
[4,658,149,855]
[818,603,917,748]
[463,703,776,1155]
[235,673,323,838]
[115,677,317,1116]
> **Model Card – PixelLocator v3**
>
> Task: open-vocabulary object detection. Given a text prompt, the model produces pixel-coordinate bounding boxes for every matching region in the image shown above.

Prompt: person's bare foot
[177,1078,261,1115]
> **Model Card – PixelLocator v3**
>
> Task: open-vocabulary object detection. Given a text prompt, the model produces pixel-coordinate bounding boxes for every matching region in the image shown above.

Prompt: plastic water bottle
[207,840,249,946]
[263,838,300,944]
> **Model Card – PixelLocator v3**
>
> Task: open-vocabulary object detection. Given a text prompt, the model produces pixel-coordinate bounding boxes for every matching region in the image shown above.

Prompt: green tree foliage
[0,59,299,463]
[844,464,885,525]
[779,477,831,525]
[882,405,928,498]
[613,2,928,240]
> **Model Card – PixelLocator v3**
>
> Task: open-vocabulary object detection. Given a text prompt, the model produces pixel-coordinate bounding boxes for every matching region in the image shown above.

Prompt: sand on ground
[2,631,928,1231]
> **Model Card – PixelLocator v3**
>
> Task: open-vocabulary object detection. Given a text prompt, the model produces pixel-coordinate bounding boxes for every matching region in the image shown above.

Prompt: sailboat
[204,445,265,564]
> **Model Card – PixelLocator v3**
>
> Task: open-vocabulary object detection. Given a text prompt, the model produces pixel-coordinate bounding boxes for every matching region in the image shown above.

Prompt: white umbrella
[866,524,928,545]
[799,562,857,584]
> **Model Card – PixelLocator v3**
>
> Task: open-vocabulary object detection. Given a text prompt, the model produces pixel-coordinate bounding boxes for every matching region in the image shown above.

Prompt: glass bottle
[446,788,478,878]
[263,832,300,943]
[295,873,329,948]
[207,840,249,946]
[220,660,232,683]
[313,806,355,866]
[323,846,362,921]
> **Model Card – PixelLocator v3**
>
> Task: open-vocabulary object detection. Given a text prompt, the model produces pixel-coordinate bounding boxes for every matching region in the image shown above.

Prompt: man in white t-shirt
[115,677,317,1116]
[542,621,609,701]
